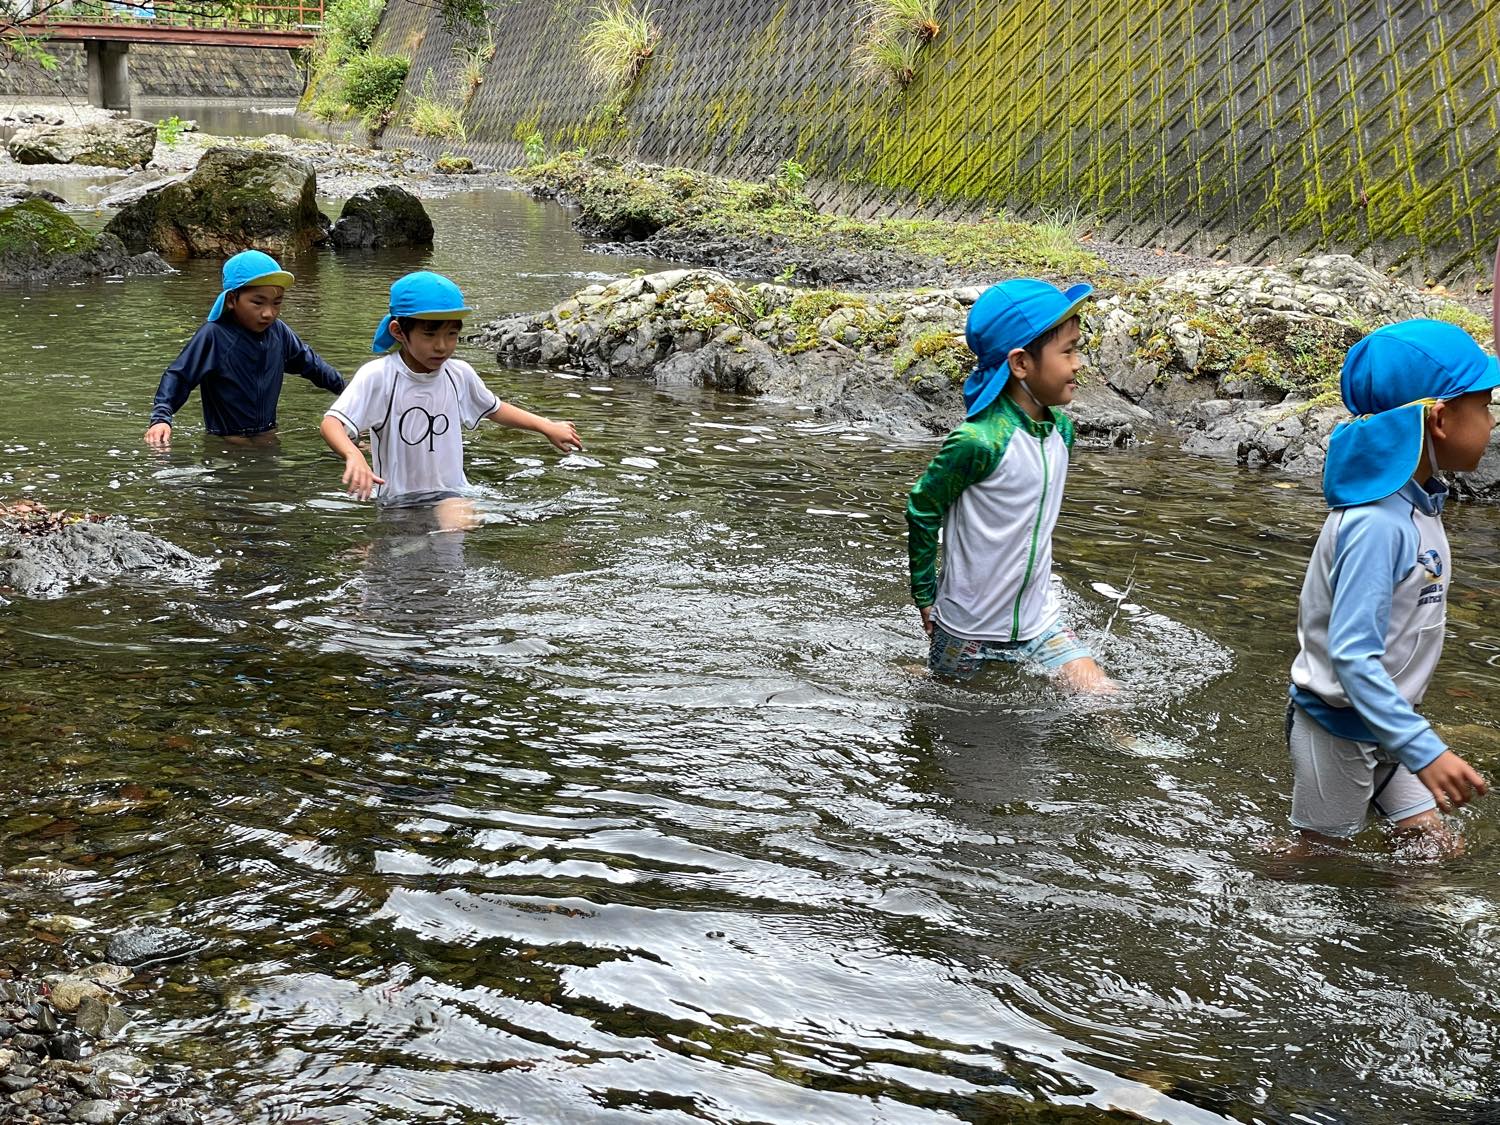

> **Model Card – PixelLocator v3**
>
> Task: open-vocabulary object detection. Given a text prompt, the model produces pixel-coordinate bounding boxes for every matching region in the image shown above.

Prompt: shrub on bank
[305,0,408,130]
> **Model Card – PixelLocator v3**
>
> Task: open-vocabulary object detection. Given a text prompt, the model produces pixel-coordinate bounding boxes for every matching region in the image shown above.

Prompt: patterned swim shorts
[928,618,1092,680]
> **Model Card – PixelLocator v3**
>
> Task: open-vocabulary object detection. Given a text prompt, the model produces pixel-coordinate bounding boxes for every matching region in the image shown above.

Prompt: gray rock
[105,925,207,968]
[8,119,155,168]
[69,1100,124,1124]
[74,996,128,1039]
[328,184,434,250]
[1067,383,1153,447]
[0,517,206,600]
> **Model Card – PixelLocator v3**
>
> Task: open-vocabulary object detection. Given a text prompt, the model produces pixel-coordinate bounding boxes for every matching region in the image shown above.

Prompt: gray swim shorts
[929,618,1092,680]
[1287,703,1436,838]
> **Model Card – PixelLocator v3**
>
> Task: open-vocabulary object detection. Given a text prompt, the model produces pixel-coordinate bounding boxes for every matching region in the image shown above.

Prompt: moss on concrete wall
[395,1,1499,281]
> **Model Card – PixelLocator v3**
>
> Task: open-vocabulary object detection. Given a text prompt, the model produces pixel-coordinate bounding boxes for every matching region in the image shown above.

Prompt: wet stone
[105,925,207,968]
[0,1075,36,1093]
[69,1100,124,1124]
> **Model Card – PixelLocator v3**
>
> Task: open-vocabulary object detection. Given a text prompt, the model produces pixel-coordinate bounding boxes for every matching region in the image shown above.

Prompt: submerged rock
[0,198,170,284]
[105,925,208,968]
[104,145,328,258]
[0,502,208,599]
[7,118,156,168]
[328,183,434,249]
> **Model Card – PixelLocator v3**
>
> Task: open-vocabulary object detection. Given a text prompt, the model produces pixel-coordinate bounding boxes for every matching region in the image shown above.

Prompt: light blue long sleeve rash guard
[1289,480,1449,773]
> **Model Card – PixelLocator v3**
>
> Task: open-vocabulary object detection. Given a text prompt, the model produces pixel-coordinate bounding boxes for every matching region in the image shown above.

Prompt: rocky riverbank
[0,502,209,601]
[475,256,1498,488]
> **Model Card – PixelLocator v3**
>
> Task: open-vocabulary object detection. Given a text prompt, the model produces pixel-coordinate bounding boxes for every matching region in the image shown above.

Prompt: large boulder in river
[104,145,328,258]
[0,198,169,283]
[7,119,156,168]
[328,184,433,250]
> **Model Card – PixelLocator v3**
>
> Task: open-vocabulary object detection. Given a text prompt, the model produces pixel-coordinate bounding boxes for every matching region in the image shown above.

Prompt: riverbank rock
[0,198,170,284]
[327,183,434,250]
[0,501,209,599]
[104,145,327,258]
[476,268,1150,443]
[7,119,156,168]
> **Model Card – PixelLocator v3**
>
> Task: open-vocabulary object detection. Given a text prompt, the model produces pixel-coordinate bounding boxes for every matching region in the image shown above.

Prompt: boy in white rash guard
[321,271,581,509]
[1288,319,1495,854]
[906,279,1112,694]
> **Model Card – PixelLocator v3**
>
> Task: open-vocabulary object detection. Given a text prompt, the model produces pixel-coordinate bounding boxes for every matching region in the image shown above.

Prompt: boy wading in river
[321,271,581,517]
[906,279,1113,694]
[1287,320,1495,856]
[144,250,345,447]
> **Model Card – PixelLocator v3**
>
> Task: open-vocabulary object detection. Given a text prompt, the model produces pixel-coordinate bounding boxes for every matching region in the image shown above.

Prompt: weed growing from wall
[853,0,940,89]
[524,131,547,166]
[581,1,659,91]
[407,71,468,141]
[305,0,407,133]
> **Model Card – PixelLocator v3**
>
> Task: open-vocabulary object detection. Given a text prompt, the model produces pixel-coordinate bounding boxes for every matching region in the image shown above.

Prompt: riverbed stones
[104,145,327,258]
[327,183,434,250]
[7,119,156,169]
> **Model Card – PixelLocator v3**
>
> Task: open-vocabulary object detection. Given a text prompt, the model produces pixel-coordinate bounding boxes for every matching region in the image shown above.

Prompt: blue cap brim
[207,270,294,322]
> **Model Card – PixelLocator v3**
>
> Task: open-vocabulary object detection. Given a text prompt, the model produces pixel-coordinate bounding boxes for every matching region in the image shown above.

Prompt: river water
[5,161,1500,1125]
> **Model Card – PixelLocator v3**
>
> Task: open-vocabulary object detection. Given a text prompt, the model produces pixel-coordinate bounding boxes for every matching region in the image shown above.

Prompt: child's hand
[341,454,385,501]
[545,420,582,453]
[918,605,935,636]
[144,422,172,448]
[1417,750,1489,810]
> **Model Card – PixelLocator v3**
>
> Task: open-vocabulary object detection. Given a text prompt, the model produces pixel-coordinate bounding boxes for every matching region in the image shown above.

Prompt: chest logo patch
[399,406,451,452]
[1417,549,1443,580]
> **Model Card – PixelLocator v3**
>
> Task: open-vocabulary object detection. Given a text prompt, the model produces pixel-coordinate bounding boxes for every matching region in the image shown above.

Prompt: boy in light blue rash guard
[906,279,1113,694]
[1287,319,1495,853]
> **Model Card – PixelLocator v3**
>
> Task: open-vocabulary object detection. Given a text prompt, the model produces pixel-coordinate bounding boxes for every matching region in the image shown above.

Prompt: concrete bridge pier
[85,41,131,109]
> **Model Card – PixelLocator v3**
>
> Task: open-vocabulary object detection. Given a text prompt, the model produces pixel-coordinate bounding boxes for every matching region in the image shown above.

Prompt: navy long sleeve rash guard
[149,318,345,436]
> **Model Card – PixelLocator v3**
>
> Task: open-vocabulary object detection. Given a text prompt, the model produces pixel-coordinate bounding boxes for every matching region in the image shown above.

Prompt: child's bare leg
[1388,809,1464,858]
[1056,655,1116,694]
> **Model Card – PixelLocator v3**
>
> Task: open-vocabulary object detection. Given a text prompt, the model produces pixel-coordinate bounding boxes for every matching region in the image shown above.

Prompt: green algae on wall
[375,0,1500,282]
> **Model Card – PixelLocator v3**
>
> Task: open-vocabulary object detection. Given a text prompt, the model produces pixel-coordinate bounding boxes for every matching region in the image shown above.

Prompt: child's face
[1431,389,1495,472]
[393,319,462,372]
[1011,317,1084,406]
[226,285,285,333]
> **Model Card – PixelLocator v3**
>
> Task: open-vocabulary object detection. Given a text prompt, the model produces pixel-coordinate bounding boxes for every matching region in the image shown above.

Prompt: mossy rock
[104,146,328,258]
[328,184,433,250]
[7,119,155,169]
[0,198,98,263]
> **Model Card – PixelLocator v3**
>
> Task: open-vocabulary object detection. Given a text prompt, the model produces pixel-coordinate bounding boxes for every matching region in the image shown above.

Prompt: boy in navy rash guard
[143,250,345,447]
[1288,319,1495,855]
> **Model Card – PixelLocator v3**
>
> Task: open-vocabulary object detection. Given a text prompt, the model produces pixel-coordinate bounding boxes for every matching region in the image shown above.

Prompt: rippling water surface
[5,169,1500,1125]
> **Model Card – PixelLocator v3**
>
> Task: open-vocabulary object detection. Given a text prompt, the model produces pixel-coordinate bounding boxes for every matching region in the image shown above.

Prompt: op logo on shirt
[1418,549,1443,580]
[398,406,450,452]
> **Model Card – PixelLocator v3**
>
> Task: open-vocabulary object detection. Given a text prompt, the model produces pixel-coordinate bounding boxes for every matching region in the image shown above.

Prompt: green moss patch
[0,199,98,262]
[517,152,1106,279]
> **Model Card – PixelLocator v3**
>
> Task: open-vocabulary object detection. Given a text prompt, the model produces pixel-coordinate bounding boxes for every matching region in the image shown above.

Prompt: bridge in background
[5,2,321,107]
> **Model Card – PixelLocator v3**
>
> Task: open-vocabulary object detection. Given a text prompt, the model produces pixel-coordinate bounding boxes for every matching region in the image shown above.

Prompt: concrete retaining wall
[0,43,303,101]
[373,0,1500,282]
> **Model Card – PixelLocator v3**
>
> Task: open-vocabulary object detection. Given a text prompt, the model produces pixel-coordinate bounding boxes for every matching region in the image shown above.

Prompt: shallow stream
[5,163,1500,1125]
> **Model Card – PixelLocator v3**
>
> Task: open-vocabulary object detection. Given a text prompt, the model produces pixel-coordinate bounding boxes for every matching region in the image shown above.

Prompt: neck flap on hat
[1323,400,1435,508]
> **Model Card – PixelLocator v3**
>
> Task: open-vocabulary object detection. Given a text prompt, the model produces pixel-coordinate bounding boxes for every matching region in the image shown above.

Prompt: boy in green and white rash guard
[906,279,1113,693]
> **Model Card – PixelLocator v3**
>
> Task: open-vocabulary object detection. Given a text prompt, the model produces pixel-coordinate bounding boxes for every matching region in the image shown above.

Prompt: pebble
[69,1099,124,1124]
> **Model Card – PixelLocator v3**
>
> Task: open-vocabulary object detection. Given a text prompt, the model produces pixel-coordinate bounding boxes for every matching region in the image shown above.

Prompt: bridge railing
[36,0,323,30]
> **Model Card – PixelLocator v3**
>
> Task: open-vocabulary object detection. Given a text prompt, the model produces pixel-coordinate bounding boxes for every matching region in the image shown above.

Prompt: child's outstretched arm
[905,428,994,634]
[280,323,346,395]
[1327,506,1487,808]
[487,403,582,453]
[320,415,384,500]
[145,328,215,446]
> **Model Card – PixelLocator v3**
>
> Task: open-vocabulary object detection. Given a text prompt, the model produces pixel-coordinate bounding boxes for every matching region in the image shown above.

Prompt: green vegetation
[1432,300,1493,345]
[523,130,547,167]
[516,152,1105,277]
[304,0,408,131]
[894,326,971,383]
[771,159,807,197]
[406,72,467,141]
[458,32,495,99]
[580,1,658,90]
[0,199,97,262]
[435,153,475,174]
[853,0,940,89]
[155,115,188,146]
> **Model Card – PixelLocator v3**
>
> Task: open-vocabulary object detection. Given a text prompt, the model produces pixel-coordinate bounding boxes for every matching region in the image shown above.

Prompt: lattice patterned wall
[377,0,1500,280]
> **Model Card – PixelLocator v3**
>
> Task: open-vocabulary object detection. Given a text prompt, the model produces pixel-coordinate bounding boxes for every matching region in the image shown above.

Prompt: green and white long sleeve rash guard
[907,394,1075,641]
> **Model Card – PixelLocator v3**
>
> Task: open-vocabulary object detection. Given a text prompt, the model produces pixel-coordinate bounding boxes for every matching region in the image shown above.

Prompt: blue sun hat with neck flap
[373,271,475,353]
[962,279,1092,418]
[208,249,294,322]
[1323,318,1500,508]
